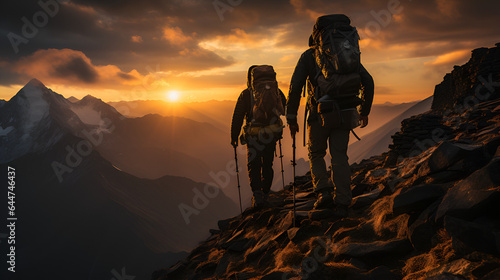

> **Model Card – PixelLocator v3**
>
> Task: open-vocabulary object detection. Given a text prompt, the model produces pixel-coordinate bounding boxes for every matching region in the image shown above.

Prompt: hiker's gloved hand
[360,115,369,128]
[231,139,238,148]
[288,122,299,136]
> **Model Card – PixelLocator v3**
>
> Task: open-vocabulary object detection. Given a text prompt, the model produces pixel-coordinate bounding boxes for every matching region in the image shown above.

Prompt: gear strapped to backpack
[310,14,362,131]
[243,65,285,142]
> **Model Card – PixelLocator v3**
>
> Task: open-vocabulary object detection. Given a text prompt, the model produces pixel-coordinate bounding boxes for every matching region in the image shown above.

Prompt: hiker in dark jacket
[231,65,286,208]
[287,15,374,217]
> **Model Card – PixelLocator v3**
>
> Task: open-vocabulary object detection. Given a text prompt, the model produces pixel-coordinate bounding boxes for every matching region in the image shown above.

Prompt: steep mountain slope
[88,111,227,183]
[111,113,231,179]
[0,79,87,164]
[432,45,500,111]
[152,43,500,280]
[348,96,433,164]
[67,96,79,103]
[69,94,124,125]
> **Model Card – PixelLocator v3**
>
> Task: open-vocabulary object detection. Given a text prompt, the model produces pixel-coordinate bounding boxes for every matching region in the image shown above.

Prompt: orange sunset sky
[1,0,499,104]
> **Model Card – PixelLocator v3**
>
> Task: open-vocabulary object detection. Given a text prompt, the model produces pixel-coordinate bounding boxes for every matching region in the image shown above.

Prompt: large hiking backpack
[311,14,362,99]
[243,65,284,142]
[250,65,284,126]
[305,15,362,133]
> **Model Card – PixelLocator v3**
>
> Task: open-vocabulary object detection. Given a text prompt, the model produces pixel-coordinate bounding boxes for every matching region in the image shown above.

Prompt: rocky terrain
[152,43,500,280]
[431,43,500,112]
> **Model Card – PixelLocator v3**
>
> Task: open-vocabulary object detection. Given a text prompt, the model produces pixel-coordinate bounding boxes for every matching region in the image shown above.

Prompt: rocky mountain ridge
[152,43,500,280]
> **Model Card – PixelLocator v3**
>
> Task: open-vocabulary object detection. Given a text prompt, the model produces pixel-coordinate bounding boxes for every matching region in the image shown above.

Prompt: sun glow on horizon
[167,90,180,102]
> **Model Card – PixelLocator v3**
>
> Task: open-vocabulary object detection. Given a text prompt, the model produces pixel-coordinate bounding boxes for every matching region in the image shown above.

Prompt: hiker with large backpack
[286,14,374,217]
[231,65,286,209]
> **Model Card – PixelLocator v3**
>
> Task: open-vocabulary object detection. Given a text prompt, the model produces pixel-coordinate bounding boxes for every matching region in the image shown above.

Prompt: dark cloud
[273,0,500,56]
[364,0,500,55]
[52,56,99,83]
[4,48,149,90]
[0,61,26,86]
[274,20,314,49]
[1,0,500,90]
[0,0,236,77]
[117,71,135,80]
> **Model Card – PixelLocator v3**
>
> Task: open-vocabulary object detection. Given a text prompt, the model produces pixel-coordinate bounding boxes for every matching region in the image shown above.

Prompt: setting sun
[167,90,180,102]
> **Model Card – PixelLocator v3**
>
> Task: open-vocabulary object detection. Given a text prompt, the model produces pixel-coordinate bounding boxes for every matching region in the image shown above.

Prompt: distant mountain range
[108,99,236,131]
[0,79,236,280]
[106,97,424,192]
[351,100,419,140]
[107,99,419,141]
[348,96,433,164]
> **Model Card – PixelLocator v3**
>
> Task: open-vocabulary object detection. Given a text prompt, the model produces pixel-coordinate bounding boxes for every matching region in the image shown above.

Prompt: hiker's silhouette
[231,65,286,209]
[286,14,375,217]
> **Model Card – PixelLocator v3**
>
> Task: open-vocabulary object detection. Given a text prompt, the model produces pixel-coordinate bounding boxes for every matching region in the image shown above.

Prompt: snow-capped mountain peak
[0,79,125,163]
[24,77,46,88]
[71,94,124,124]
[0,79,78,163]
[14,78,51,132]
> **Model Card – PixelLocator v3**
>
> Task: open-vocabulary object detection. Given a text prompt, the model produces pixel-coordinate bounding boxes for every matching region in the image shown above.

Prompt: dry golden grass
[402,229,456,280]
[207,248,224,262]
[274,241,303,270]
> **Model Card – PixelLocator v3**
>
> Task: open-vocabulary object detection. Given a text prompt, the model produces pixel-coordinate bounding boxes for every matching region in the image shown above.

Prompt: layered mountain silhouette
[109,97,419,147]
[0,80,237,280]
[152,43,500,280]
[67,93,230,183]
[107,90,423,207]
[108,99,236,131]
[348,96,433,164]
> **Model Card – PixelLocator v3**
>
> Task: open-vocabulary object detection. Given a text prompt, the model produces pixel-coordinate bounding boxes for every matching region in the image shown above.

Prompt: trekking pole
[233,146,243,214]
[291,133,297,227]
[278,139,285,191]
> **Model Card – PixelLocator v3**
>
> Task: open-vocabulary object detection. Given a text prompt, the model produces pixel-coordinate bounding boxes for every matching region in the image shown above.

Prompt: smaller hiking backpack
[250,65,284,127]
[311,14,362,99]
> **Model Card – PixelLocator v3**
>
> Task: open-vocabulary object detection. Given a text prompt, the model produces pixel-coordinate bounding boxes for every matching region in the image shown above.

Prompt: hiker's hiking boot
[333,204,349,218]
[252,190,266,209]
[313,189,334,210]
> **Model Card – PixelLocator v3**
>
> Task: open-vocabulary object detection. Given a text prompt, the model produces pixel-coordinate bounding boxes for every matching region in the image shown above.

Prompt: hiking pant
[246,137,276,195]
[308,119,352,206]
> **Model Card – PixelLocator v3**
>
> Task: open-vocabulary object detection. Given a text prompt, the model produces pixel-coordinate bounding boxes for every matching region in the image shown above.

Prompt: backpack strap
[312,61,323,101]
[249,88,256,125]
[303,83,310,147]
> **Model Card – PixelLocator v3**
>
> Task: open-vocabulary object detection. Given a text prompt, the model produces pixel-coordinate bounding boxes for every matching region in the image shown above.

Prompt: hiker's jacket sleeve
[286,51,309,124]
[359,65,375,116]
[231,91,249,143]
